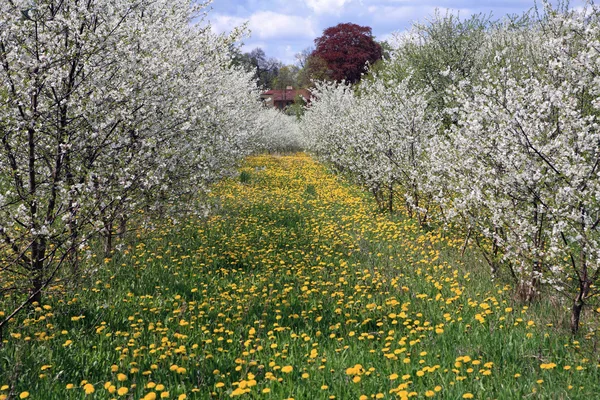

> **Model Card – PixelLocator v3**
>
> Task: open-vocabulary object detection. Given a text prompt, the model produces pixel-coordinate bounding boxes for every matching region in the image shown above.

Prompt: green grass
[1,153,599,400]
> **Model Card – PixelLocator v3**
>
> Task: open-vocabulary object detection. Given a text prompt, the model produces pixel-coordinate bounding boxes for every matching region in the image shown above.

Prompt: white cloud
[369,5,433,23]
[368,5,474,26]
[210,11,317,41]
[377,32,395,43]
[209,15,247,35]
[305,0,350,15]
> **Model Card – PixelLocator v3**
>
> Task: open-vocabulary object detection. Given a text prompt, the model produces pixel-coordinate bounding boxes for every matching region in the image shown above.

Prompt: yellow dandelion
[83,383,95,395]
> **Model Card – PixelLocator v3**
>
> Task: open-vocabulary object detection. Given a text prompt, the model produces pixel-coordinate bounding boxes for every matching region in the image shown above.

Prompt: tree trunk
[104,230,113,257]
[571,298,584,335]
[118,215,127,240]
[525,200,543,302]
[571,246,590,334]
[388,183,393,214]
[31,271,43,305]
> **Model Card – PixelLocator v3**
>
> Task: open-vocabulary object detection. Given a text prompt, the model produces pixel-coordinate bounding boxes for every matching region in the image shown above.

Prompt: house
[260,87,312,110]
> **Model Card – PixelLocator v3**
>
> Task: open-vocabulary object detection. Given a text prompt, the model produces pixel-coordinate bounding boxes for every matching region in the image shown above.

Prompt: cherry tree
[0,0,264,335]
[302,76,438,217]
[437,4,600,332]
[302,2,600,333]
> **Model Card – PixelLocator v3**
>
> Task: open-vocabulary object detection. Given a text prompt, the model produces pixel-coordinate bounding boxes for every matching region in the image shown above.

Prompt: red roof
[262,89,312,103]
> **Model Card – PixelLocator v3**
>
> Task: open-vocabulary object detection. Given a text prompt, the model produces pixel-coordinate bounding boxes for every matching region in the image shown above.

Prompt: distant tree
[298,55,329,87]
[287,94,307,120]
[378,40,393,59]
[235,48,282,89]
[273,65,300,89]
[295,47,314,68]
[361,41,393,83]
[312,23,382,83]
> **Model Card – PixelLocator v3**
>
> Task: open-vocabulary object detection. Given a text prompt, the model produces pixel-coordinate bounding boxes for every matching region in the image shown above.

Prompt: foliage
[312,23,382,84]
[386,11,492,128]
[297,54,330,88]
[272,65,300,90]
[234,47,282,89]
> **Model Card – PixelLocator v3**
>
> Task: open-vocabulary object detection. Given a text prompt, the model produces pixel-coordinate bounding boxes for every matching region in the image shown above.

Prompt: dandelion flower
[83,384,95,395]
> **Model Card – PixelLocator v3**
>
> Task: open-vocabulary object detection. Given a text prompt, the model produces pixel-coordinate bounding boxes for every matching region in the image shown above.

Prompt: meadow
[1,153,599,399]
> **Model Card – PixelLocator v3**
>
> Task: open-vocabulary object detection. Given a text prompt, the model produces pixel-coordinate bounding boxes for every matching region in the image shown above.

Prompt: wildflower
[281,365,293,373]
[83,384,95,395]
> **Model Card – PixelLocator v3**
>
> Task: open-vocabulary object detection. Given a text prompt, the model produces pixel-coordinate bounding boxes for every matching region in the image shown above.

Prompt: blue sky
[207,0,584,64]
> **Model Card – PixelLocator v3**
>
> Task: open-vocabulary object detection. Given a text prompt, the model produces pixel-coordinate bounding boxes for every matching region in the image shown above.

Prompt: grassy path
[1,154,599,399]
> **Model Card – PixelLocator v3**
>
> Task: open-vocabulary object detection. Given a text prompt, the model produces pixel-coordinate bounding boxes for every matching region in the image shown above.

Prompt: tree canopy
[312,23,382,83]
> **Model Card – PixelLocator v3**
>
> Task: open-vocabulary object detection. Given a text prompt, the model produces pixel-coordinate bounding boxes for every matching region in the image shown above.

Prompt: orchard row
[301,3,600,333]
[0,0,297,331]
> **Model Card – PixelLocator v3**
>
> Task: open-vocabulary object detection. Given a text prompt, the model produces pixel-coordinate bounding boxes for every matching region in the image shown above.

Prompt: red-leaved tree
[313,23,382,84]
